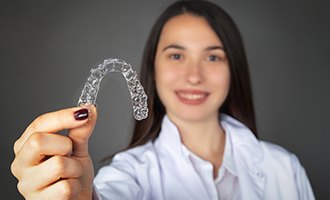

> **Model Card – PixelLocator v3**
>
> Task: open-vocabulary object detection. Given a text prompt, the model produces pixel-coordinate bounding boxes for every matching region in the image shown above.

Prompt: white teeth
[179,93,205,100]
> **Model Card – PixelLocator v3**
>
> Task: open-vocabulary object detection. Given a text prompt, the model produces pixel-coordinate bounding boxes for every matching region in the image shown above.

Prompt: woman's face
[154,14,230,123]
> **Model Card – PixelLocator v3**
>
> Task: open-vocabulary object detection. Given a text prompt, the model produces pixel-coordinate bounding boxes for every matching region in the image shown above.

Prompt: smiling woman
[154,14,230,125]
[93,1,315,199]
[10,1,316,200]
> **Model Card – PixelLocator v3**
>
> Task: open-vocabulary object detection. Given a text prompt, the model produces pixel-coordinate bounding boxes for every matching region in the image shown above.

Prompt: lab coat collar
[158,114,266,199]
[158,114,264,163]
[158,115,183,157]
[220,114,266,199]
[220,114,263,165]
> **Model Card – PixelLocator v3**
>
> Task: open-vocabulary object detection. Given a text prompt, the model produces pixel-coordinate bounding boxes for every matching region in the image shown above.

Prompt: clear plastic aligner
[77,58,148,120]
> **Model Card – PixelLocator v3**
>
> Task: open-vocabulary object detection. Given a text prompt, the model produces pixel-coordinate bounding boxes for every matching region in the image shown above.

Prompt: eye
[207,55,220,62]
[169,53,182,60]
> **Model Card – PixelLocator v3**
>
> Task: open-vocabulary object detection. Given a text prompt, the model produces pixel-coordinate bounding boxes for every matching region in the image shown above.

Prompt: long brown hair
[128,0,257,149]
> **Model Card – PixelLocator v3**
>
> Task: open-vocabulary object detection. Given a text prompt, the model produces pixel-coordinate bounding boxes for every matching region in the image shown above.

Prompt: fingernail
[79,103,97,111]
[74,108,89,120]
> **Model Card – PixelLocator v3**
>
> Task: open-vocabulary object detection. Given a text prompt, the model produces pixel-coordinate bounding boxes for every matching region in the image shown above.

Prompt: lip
[175,89,209,105]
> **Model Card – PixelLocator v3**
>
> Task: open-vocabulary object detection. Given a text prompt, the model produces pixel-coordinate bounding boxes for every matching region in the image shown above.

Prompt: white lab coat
[221,114,315,199]
[93,114,315,200]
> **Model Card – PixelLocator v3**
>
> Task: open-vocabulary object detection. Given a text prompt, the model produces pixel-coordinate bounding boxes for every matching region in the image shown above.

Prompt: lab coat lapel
[221,114,266,199]
[234,145,266,199]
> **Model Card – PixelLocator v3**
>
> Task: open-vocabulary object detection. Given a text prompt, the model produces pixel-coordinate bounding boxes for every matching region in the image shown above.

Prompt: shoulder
[257,141,315,199]
[94,141,159,187]
[259,141,297,160]
[258,140,302,172]
[111,141,158,167]
[99,141,159,176]
[259,141,292,157]
[94,142,159,199]
[221,114,303,172]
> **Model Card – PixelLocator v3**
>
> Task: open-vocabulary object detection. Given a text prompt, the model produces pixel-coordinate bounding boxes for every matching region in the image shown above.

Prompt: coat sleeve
[92,154,142,200]
[290,154,316,200]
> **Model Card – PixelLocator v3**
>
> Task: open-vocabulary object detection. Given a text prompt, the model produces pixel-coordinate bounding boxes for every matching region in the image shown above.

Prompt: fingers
[17,156,83,193]
[14,106,97,155]
[19,179,82,200]
[14,133,73,167]
[11,106,97,199]
[43,179,82,200]
[42,179,82,200]
[68,105,98,157]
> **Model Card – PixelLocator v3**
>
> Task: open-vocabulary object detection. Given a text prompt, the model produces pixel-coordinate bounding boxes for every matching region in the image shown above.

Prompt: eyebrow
[205,46,224,51]
[162,44,225,51]
[162,44,185,51]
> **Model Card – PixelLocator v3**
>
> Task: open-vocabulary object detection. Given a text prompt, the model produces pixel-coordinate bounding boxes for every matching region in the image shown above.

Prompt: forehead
[159,14,223,46]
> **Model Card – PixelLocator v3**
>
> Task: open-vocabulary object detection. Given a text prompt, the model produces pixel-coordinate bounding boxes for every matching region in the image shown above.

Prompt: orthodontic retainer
[77,58,148,120]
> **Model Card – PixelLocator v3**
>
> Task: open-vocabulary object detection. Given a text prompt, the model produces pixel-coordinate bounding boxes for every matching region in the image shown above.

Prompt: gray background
[1,0,329,199]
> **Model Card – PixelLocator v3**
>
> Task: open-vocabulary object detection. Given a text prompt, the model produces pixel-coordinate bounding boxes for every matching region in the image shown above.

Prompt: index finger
[14,107,93,155]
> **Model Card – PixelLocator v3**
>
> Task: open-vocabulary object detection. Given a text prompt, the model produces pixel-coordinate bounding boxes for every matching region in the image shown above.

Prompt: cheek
[154,65,181,107]
[210,67,231,93]
[155,65,178,87]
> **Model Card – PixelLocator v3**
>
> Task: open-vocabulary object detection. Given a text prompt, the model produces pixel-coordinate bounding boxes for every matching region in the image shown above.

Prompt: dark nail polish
[74,108,89,120]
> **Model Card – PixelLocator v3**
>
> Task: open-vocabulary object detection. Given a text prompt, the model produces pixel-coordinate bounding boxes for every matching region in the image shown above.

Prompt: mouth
[176,90,209,105]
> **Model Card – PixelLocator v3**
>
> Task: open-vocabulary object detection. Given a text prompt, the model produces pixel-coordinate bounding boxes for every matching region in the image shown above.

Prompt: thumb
[68,104,97,157]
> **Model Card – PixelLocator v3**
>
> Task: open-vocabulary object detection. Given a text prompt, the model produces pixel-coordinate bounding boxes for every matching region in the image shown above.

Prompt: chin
[168,109,218,123]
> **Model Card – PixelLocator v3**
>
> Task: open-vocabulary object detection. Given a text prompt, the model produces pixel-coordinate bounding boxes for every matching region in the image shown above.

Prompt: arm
[290,154,316,200]
[93,155,142,200]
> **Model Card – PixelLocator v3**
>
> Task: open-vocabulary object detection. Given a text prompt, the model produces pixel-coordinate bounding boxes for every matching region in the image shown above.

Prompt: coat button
[257,172,264,178]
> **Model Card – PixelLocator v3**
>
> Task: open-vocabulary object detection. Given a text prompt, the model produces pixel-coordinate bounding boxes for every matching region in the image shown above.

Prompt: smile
[176,90,209,105]
[179,93,206,100]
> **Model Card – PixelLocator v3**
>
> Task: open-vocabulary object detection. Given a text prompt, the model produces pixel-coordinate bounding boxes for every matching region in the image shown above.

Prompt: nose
[185,60,205,85]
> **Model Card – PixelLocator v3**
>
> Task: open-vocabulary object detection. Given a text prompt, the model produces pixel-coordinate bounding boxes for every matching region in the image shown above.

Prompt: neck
[169,114,226,177]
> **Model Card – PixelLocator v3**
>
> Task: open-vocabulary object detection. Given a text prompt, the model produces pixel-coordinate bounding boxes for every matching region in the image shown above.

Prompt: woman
[11,1,315,199]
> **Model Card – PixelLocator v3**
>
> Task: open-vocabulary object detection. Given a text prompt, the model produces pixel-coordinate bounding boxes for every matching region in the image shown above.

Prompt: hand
[11,105,97,200]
